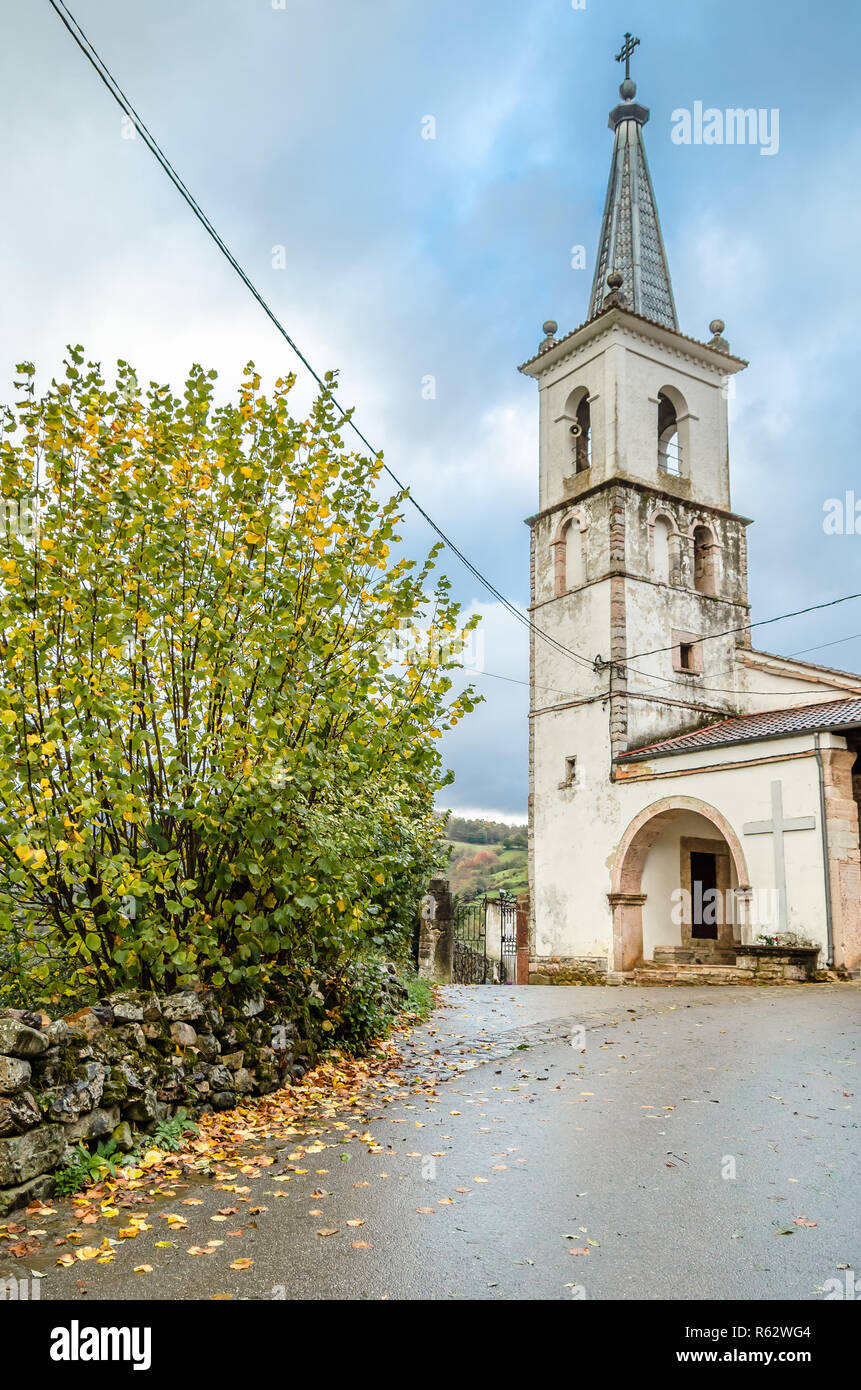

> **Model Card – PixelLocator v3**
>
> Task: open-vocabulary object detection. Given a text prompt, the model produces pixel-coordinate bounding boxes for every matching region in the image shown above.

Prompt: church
[521,40,861,983]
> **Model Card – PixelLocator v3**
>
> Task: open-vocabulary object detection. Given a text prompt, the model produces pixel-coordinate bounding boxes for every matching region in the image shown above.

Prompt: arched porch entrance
[608,797,751,972]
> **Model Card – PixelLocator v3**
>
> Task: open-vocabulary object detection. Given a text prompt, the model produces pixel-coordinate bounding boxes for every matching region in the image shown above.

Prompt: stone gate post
[417,878,453,984]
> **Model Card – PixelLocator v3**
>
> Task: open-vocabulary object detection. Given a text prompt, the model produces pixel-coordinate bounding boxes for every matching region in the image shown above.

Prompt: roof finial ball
[539,320,558,354]
[708,318,730,352]
[603,269,625,310]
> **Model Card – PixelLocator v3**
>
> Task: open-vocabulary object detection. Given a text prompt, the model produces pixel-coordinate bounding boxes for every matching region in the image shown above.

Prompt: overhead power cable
[45,1,861,690]
[626,590,861,662]
[46,0,597,675]
[788,631,861,660]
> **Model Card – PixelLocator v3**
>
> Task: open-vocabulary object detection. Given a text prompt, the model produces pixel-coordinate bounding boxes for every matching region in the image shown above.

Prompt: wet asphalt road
[5,983,860,1301]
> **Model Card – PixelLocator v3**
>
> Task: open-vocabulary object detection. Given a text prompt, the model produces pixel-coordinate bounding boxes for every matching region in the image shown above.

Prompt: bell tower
[522,36,753,956]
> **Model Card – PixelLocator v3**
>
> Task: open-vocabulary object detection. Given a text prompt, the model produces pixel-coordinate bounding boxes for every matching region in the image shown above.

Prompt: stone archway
[608,796,751,972]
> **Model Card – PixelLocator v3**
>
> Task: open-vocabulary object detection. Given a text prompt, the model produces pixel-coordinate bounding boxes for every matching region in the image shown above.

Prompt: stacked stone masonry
[0,984,361,1214]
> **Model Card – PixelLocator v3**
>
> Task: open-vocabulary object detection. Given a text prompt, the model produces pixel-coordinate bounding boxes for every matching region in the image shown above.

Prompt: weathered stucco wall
[533,318,740,514]
[532,730,845,969]
[524,304,861,978]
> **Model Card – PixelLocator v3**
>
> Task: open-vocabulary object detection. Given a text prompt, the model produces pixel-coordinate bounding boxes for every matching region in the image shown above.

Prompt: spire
[588,34,678,331]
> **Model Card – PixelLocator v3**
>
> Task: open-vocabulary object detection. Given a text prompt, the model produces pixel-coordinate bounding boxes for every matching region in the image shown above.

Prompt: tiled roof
[616,696,861,763]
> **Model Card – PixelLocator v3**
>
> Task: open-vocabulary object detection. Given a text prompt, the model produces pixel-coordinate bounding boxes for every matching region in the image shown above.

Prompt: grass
[403,973,435,1022]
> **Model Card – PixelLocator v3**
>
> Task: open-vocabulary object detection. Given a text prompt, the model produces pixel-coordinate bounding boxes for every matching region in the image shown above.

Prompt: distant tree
[444,815,525,845]
[503,826,528,850]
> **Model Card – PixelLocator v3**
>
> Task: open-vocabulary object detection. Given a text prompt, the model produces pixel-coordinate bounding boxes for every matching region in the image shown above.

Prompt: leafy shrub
[0,352,477,1009]
[325,954,400,1055]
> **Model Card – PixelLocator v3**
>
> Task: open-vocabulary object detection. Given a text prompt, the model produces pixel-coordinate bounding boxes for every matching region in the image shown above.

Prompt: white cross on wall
[742,780,816,933]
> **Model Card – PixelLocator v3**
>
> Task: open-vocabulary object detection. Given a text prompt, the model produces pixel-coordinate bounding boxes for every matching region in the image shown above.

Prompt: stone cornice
[528,571,750,615]
[525,475,753,529]
[518,306,748,379]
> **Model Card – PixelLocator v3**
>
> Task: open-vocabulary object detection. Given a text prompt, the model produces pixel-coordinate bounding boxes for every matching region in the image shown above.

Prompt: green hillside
[435,816,528,901]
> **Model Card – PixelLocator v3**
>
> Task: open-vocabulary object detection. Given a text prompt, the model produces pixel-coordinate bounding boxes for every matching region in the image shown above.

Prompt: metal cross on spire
[588,28,678,329]
[615,31,640,80]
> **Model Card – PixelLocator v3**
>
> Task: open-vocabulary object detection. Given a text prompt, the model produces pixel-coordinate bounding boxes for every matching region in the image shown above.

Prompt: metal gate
[453,894,518,984]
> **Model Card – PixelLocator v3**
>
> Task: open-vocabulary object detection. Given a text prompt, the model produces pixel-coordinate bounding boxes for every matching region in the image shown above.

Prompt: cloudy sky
[3,0,861,820]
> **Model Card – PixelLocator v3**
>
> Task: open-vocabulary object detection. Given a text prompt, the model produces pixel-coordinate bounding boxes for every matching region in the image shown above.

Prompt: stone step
[652,948,738,967]
[633,963,758,986]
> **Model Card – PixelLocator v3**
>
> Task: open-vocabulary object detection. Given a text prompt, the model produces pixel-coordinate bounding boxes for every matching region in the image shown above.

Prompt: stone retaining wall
[0,983,345,1214]
[528,956,609,985]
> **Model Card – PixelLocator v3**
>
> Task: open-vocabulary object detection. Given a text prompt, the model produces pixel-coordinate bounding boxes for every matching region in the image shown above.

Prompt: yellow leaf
[133,1265,153,1274]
